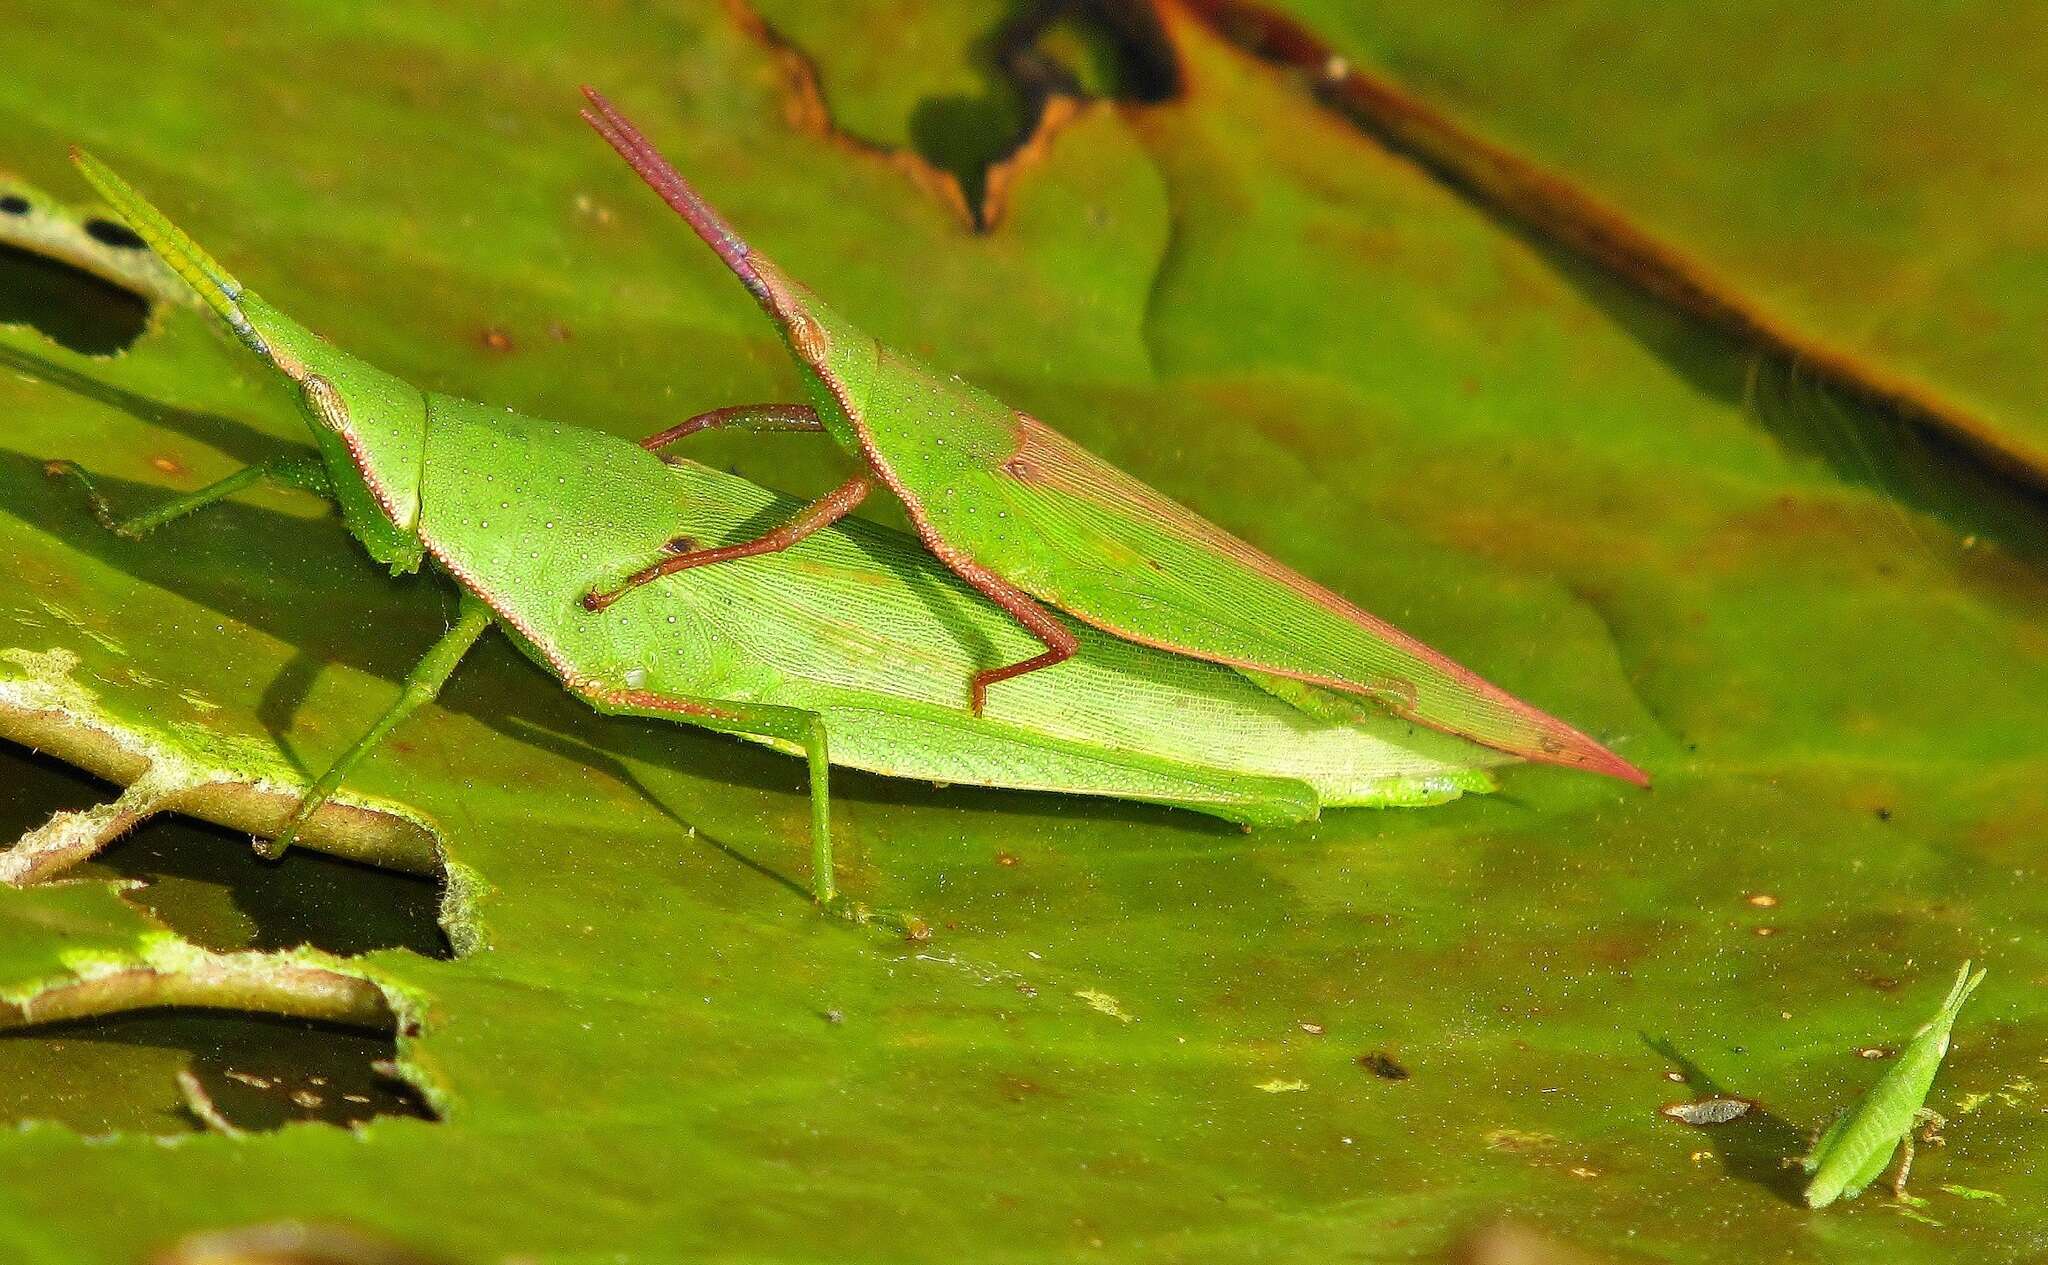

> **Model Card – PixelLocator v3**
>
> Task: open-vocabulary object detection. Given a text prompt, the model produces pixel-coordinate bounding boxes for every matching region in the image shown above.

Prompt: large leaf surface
[1218,0,2048,480]
[0,2,2043,1261]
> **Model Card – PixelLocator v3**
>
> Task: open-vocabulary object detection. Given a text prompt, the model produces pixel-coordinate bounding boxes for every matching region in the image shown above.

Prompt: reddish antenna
[579,85,771,305]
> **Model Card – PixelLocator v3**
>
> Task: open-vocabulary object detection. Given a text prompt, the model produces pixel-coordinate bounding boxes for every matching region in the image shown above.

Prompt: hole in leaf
[915,0,1180,219]
[0,1010,433,1135]
[3,745,454,960]
[1024,0,1180,103]
[0,240,150,355]
[759,0,1179,227]
[83,218,148,250]
[0,195,29,216]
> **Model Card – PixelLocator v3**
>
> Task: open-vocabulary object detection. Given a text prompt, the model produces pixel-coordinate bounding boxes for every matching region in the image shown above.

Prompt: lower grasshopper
[39,153,1509,923]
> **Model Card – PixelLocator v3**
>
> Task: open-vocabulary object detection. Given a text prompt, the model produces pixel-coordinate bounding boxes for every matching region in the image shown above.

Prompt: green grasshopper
[576,88,1646,787]
[1802,963,1986,1208]
[44,151,1511,923]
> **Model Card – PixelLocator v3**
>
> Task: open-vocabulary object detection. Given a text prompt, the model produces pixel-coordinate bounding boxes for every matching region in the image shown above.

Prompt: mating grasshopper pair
[44,91,1641,921]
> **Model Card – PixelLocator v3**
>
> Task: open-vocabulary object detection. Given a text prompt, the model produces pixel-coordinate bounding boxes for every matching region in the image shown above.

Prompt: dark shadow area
[2,744,452,960]
[1529,238,2048,565]
[0,1009,432,1135]
[952,0,1177,219]
[1171,0,2048,563]
[774,0,1179,226]
[252,632,706,853]
[0,241,151,356]
[0,340,290,467]
[1643,1033,1810,1205]
[83,218,147,251]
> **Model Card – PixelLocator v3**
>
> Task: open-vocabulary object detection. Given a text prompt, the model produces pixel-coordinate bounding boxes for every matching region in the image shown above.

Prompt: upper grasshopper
[576,88,1646,787]
[41,152,1512,924]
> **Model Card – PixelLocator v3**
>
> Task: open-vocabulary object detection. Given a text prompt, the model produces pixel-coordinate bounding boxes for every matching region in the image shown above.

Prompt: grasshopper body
[54,153,1504,917]
[1802,963,1985,1207]
[578,89,1645,787]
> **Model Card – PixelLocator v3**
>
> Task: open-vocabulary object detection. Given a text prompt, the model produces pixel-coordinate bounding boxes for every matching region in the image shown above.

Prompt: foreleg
[46,452,331,538]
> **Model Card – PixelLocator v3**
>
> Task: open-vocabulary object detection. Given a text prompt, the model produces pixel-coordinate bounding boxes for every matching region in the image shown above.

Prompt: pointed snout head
[68,149,429,542]
[233,291,430,537]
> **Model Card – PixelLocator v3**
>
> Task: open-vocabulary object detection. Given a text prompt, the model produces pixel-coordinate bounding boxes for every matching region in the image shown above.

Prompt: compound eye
[302,373,349,432]
[785,307,829,365]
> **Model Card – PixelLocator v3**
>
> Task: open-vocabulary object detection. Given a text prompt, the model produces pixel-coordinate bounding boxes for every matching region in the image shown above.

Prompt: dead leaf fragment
[1658,1096,1756,1126]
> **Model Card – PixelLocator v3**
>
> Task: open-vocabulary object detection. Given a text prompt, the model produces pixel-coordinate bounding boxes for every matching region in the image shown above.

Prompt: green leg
[796,713,834,905]
[262,595,494,860]
[622,697,835,900]
[46,453,331,538]
[1892,1107,1947,1199]
[585,687,926,938]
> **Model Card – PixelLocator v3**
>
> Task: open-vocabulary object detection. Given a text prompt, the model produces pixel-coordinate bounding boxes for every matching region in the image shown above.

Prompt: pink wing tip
[1548,733,1650,787]
[1591,749,1652,788]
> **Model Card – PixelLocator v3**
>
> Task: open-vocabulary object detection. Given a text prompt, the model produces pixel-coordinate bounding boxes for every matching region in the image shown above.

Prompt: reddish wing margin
[966,414,1650,785]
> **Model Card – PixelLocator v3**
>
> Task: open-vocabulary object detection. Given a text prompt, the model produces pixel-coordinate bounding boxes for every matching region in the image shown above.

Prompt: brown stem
[2,958,395,1033]
[0,699,442,878]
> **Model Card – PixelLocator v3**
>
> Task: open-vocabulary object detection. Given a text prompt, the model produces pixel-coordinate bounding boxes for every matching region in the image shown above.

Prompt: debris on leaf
[1659,1096,1756,1126]
[1074,989,1134,1023]
[1358,1052,1410,1080]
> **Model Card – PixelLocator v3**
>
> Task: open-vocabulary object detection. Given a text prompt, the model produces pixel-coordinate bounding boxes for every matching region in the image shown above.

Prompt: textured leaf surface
[1231,0,2048,479]
[1,2,2044,1261]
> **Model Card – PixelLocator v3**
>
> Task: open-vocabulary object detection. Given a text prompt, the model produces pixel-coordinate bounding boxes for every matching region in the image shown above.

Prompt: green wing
[416,397,1502,818]
[579,92,1641,784]
[857,360,1643,784]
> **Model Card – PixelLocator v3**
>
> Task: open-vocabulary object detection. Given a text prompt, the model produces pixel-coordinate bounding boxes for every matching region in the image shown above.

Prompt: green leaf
[1,4,2043,1261]
[1200,0,2048,483]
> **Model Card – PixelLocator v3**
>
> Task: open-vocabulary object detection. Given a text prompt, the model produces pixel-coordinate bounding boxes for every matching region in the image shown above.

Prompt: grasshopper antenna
[68,148,269,357]
[578,86,772,306]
